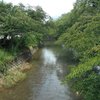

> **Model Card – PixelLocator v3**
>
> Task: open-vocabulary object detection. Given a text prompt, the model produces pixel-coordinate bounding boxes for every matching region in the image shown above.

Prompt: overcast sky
[3,0,76,18]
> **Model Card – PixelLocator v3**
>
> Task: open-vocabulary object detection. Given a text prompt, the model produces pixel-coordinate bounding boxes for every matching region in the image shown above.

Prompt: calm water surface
[0,45,81,100]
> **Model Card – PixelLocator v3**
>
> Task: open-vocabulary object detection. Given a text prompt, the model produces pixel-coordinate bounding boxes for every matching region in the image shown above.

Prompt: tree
[0,2,47,49]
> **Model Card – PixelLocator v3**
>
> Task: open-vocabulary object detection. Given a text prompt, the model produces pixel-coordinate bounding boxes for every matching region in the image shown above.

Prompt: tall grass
[0,49,14,74]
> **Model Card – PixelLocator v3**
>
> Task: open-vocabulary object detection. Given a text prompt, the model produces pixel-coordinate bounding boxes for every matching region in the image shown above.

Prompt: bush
[66,56,100,100]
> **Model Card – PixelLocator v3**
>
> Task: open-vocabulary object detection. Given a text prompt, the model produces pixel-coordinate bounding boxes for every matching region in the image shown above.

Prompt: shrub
[66,56,100,100]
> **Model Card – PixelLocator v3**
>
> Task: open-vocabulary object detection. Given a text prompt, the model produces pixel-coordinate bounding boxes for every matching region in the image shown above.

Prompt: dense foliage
[0,2,47,48]
[0,1,50,74]
[55,0,100,100]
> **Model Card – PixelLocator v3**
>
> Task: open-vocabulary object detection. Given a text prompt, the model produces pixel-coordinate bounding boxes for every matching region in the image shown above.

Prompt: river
[0,44,81,100]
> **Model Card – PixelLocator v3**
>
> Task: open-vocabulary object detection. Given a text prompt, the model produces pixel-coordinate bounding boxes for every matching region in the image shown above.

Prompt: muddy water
[0,45,81,100]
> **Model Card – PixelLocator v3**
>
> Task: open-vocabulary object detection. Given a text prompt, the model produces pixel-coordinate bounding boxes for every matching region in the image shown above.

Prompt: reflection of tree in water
[57,48,79,65]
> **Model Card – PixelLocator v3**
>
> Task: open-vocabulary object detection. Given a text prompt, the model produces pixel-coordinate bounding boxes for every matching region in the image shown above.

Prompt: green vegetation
[0,49,14,74]
[66,56,100,100]
[0,2,47,49]
[2,69,26,88]
[0,1,52,88]
[0,0,100,99]
[0,1,50,75]
[54,0,100,100]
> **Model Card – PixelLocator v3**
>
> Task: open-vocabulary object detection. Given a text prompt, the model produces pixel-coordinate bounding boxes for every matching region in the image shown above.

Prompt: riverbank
[0,47,38,90]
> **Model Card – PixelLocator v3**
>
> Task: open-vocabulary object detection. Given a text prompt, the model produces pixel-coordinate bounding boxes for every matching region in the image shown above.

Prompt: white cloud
[3,0,76,18]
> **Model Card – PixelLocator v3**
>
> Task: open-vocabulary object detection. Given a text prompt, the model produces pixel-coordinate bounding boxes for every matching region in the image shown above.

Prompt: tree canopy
[0,2,50,49]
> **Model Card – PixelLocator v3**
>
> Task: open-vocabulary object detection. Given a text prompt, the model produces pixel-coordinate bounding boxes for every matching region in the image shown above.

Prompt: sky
[3,0,76,19]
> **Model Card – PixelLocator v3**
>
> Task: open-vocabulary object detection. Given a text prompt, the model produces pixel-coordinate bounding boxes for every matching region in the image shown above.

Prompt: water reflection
[42,48,57,65]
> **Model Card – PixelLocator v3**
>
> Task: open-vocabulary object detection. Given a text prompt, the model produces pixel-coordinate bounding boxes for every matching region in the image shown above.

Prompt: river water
[0,44,81,100]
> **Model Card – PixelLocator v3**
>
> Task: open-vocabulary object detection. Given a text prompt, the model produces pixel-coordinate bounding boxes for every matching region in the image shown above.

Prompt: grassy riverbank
[0,49,14,73]
[0,62,32,89]
[0,47,38,89]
